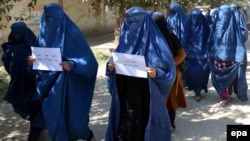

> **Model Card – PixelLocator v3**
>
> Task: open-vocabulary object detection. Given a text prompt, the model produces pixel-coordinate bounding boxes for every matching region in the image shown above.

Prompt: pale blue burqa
[166,2,189,43]
[230,4,248,42]
[208,5,248,101]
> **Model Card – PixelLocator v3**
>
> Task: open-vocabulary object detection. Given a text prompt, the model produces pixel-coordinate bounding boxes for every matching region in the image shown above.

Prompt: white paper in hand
[112,52,147,78]
[31,47,62,71]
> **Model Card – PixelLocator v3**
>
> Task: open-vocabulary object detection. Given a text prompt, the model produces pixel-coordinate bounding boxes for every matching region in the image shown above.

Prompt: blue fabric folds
[35,3,98,141]
[209,8,219,26]
[183,8,210,59]
[166,2,189,42]
[1,22,38,120]
[208,5,246,63]
[210,63,248,101]
[182,8,210,91]
[230,4,248,42]
[105,7,176,141]
[208,4,248,101]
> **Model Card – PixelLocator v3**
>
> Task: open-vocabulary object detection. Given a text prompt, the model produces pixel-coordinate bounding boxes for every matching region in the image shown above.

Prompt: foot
[171,123,176,130]
[221,99,230,106]
[228,87,233,95]
[195,95,201,102]
[171,127,176,133]
[87,130,95,141]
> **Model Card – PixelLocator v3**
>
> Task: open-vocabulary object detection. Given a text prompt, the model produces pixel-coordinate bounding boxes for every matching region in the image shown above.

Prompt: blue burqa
[1,22,38,120]
[230,4,248,42]
[208,5,248,101]
[105,7,176,141]
[166,2,189,43]
[209,8,219,29]
[35,3,98,140]
[182,8,210,92]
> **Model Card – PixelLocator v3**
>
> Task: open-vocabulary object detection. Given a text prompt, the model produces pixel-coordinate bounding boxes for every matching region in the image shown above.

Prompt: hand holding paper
[112,52,147,78]
[31,47,62,71]
[145,67,157,78]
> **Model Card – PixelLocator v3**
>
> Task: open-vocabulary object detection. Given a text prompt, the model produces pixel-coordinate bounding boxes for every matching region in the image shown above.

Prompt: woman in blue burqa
[182,8,211,102]
[1,22,41,139]
[166,2,189,87]
[208,7,219,30]
[208,4,248,106]
[166,2,189,44]
[230,4,248,42]
[28,3,98,141]
[105,7,176,141]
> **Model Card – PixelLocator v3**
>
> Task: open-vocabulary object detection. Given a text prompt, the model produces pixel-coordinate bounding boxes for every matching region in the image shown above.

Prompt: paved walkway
[0,33,250,141]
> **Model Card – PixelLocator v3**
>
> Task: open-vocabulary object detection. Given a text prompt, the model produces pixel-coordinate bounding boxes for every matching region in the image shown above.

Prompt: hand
[107,62,115,71]
[60,61,71,71]
[146,67,157,78]
[240,62,244,65]
[27,56,36,66]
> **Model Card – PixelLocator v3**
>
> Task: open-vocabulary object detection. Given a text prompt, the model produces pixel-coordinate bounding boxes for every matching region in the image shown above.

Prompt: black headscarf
[151,11,182,57]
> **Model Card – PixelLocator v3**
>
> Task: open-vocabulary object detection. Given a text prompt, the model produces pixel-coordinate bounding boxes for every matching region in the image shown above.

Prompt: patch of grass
[92,48,112,66]
[0,66,9,103]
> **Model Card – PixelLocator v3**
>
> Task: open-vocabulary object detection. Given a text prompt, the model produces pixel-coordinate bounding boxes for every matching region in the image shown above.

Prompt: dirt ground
[1,33,250,141]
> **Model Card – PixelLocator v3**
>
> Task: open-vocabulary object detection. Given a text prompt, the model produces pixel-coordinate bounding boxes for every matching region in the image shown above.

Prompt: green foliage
[0,0,36,30]
[99,0,248,13]
[0,66,9,103]
[0,0,248,30]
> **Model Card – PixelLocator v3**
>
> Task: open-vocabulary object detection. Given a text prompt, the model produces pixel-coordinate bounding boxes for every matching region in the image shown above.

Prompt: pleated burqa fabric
[208,4,248,101]
[35,3,98,140]
[105,7,176,141]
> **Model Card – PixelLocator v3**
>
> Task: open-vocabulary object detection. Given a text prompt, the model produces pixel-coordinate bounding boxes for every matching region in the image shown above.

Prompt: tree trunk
[58,0,63,7]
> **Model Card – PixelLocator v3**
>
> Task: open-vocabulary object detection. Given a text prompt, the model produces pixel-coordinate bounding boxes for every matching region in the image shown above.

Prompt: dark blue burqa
[208,5,248,101]
[182,8,210,92]
[1,22,38,120]
[166,2,189,43]
[35,3,98,140]
[105,7,176,141]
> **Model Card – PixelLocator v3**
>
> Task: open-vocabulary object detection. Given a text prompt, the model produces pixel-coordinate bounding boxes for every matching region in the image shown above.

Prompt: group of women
[2,3,97,141]
[1,2,249,141]
[105,2,249,141]
[167,2,248,105]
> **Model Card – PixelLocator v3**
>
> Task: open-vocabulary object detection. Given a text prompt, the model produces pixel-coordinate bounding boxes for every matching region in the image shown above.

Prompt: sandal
[195,95,201,102]
[221,99,230,106]
[228,87,233,95]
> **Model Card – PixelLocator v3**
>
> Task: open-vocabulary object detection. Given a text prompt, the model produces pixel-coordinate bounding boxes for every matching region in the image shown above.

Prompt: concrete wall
[0,0,167,47]
[0,0,117,43]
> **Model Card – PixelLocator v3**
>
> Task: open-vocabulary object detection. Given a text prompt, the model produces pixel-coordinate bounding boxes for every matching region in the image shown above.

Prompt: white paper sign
[112,52,147,78]
[31,47,62,71]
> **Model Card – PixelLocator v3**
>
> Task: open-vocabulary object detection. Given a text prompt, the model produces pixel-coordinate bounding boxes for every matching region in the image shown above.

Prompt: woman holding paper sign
[28,3,98,141]
[106,7,176,141]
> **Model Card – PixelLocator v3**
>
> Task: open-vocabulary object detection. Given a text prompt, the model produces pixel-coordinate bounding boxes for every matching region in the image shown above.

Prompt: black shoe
[228,87,233,95]
[87,130,95,141]
[168,111,176,129]
[171,127,176,133]
[195,95,201,102]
